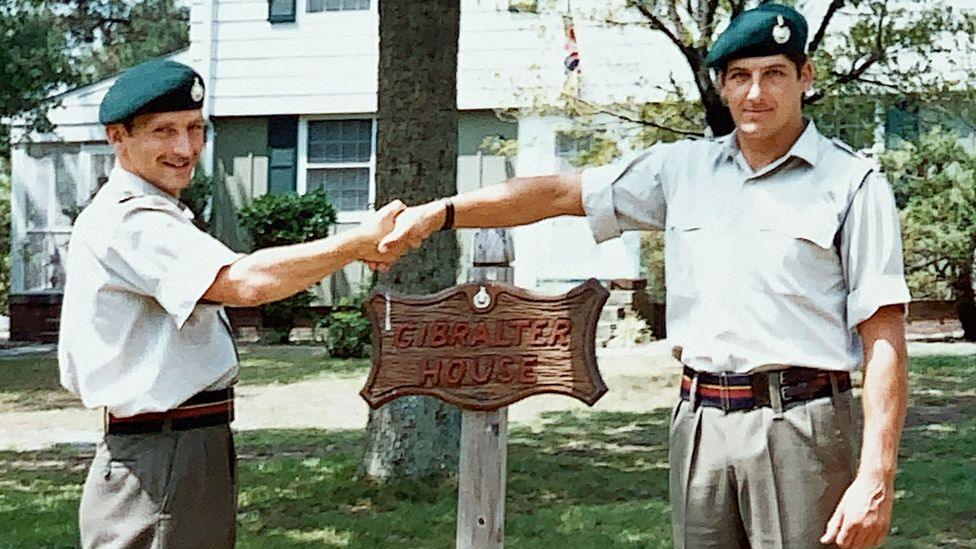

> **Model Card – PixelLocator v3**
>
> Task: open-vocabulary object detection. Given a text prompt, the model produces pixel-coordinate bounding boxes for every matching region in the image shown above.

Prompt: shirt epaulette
[119,194,181,212]
[829,138,869,160]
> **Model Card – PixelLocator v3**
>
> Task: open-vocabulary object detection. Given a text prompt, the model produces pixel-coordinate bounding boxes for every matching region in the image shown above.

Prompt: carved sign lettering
[360,279,610,411]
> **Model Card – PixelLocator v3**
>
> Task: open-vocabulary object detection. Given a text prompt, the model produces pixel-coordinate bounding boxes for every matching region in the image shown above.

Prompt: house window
[307,0,370,13]
[304,119,374,212]
[268,0,296,23]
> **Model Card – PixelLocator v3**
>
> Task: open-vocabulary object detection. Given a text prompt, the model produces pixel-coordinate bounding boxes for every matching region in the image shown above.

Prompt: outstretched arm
[378,172,583,254]
[204,200,405,306]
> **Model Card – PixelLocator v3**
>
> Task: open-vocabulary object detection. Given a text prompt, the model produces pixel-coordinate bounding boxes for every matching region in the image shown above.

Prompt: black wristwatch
[439,198,455,231]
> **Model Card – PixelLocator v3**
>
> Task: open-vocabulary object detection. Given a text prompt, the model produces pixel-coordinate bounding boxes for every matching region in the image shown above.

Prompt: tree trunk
[954,253,976,342]
[360,0,462,480]
[692,48,735,136]
[703,93,735,137]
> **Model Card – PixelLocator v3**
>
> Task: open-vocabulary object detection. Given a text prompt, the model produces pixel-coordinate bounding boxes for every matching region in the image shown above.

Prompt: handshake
[350,199,446,272]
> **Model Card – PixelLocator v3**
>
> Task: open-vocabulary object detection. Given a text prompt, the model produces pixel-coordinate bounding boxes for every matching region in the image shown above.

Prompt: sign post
[457,229,513,549]
[361,229,609,548]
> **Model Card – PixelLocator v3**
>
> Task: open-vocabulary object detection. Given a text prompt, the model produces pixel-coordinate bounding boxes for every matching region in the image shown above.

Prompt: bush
[237,188,336,248]
[237,189,337,342]
[318,292,372,359]
[880,127,976,300]
[182,168,213,228]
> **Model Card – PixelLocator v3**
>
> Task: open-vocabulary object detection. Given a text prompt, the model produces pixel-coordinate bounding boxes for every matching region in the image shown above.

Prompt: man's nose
[172,131,193,157]
[746,76,763,100]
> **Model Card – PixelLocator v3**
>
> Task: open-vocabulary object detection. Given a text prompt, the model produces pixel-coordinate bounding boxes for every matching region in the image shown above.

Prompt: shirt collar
[106,164,187,210]
[718,119,822,168]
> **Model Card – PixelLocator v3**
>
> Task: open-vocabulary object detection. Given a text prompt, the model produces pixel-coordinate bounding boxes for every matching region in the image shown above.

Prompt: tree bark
[953,250,976,342]
[360,0,462,480]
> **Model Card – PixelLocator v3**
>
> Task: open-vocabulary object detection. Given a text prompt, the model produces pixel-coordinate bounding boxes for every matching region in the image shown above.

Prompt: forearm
[455,173,583,227]
[410,173,584,230]
[857,305,909,483]
[208,229,365,306]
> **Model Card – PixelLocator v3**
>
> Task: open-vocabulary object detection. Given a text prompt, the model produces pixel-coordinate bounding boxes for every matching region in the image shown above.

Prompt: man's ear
[105,124,124,145]
[800,60,814,93]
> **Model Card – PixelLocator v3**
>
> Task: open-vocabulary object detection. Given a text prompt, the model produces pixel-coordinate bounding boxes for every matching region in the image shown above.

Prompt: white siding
[185,0,697,116]
[191,0,379,116]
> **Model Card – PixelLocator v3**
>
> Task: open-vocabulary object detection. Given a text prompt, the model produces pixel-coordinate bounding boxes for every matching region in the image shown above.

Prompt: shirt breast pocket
[665,220,716,298]
[750,212,844,296]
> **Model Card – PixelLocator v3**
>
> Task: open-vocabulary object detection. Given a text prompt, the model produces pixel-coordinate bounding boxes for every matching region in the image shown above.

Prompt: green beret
[99,59,205,125]
[705,3,808,69]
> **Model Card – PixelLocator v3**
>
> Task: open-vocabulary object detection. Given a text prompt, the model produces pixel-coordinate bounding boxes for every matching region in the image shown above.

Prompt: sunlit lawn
[0,354,972,547]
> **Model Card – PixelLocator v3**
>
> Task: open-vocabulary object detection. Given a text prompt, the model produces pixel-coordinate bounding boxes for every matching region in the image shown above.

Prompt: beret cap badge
[191,78,205,102]
[772,15,791,44]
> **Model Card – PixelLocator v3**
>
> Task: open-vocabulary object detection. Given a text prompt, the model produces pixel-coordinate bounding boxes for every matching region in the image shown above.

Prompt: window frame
[297,115,377,223]
[268,0,297,23]
[306,0,371,14]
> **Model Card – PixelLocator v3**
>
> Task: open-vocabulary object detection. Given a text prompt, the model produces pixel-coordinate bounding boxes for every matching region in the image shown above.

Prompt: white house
[9,0,973,339]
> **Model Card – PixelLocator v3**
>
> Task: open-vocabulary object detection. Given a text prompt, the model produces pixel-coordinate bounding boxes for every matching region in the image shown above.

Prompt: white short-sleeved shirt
[58,166,244,417]
[581,122,911,373]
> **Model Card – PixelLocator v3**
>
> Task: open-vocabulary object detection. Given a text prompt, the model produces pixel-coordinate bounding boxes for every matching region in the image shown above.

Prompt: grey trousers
[79,424,236,549]
[669,391,858,549]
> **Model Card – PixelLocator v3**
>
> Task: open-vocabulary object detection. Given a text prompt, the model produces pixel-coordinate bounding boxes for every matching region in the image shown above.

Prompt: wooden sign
[360,279,610,411]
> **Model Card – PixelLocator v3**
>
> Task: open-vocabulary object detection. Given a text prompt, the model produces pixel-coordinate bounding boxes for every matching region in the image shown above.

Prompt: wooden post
[456,228,514,549]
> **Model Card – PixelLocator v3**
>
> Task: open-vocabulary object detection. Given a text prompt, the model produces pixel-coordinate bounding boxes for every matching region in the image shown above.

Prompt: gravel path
[2,340,973,452]
[0,342,682,451]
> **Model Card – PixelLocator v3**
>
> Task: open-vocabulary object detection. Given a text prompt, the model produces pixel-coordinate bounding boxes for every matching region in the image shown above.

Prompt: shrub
[318,291,372,359]
[237,188,337,342]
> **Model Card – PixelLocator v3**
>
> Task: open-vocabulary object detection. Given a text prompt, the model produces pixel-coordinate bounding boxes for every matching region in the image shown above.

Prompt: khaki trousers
[79,424,236,549]
[669,391,858,549]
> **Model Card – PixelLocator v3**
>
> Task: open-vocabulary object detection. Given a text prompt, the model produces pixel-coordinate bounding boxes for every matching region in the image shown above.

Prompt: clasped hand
[354,200,442,271]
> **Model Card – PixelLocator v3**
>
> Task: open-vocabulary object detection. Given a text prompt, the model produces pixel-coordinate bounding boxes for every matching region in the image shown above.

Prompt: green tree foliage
[237,189,337,342]
[880,128,976,340]
[0,2,76,155]
[1,0,189,157]
[63,0,190,81]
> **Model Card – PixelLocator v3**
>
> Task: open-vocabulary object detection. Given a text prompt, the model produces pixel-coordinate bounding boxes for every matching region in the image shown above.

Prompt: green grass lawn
[0,354,973,547]
[0,345,370,412]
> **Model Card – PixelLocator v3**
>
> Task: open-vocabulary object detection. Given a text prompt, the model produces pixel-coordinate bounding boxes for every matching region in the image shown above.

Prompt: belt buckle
[780,378,807,404]
[719,372,731,411]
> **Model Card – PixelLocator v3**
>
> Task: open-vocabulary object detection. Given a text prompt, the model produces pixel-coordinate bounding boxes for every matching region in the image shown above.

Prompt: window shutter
[267,116,298,193]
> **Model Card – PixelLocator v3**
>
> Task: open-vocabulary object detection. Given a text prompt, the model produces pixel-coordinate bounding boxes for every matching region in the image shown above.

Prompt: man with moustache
[376,5,910,548]
[58,59,403,548]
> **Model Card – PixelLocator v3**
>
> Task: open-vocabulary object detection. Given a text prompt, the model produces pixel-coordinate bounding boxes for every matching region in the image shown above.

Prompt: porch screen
[20,147,110,293]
